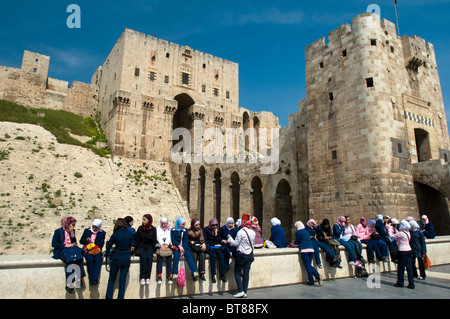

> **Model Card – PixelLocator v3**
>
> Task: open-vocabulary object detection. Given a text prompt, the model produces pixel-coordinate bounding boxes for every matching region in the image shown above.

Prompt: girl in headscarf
[305,219,341,269]
[156,217,173,284]
[332,216,360,266]
[269,217,287,248]
[204,218,227,282]
[294,221,322,286]
[227,219,256,297]
[51,216,86,294]
[134,214,157,285]
[188,217,215,281]
[409,220,427,280]
[219,217,238,274]
[250,216,264,248]
[80,219,105,285]
[171,217,199,281]
[355,217,389,263]
[421,214,435,239]
[390,220,414,288]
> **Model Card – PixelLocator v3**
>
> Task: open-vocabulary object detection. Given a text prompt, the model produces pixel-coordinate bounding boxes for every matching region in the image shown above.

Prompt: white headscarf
[226,217,235,230]
[294,221,305,230]
[90,219,102,233]
[271,217,281,226]
[409,220,420,231]
[399,220,411,232]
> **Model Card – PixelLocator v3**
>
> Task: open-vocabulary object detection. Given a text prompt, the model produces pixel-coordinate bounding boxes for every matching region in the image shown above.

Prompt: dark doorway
[251,177,263,227]
[185,164,191,213]
[172,93,195,147]
[214,168,222,223]
[414,182,450,235]
[275,179,293,242]
[198,166,206,227]
[414,128,431,162]
[231,172,240,221]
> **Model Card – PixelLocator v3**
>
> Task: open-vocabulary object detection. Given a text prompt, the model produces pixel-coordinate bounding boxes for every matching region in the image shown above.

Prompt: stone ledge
[1,236,449,299]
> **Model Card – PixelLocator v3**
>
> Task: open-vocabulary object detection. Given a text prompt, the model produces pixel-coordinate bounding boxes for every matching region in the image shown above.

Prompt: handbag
[64,246,83,263]
[177,256,186,287]
[157,246,173,258]
[423,254,431,269]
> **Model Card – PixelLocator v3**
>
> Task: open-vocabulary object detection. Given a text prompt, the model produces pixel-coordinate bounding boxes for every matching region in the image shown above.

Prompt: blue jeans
[84,252,103,283]
[173,247,198,275]
[105,258,130,299]
[301,252,320,284]
[397,250,414,288]
[234,252,254,293]
[138,247,154,280]
[338,239,358,262]
[312,240,336,265]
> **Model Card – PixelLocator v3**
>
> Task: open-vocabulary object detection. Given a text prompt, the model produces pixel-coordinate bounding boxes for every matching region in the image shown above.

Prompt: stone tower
[92,29,278,163]
[302,13,450,232]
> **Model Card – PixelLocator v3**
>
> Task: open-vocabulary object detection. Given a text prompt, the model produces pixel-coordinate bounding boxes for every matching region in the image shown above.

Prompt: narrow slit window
[331,150,338,160]
[135,68,140,77]
[319,62,324,69]
[329,92,334,101]
[397,143,402,153]
[342,49,347,57]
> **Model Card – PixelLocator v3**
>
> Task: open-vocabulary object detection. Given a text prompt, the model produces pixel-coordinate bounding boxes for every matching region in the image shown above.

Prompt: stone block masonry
[0,50,98,118]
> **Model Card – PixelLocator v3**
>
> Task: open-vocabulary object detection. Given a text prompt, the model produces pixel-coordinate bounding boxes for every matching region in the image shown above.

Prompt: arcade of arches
[176,163,297,241]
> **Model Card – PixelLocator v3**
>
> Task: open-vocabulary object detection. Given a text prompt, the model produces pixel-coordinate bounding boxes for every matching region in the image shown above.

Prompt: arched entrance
[414,128,431,162]
[275,179,293,242]
[198,166,206,227]
[172,93,195,147]
[214,168,222,223]
[414,181,450,235]
[251,176,263,227]
[231,172,240,221]
[243,112,250,151]
[185,164,191,213]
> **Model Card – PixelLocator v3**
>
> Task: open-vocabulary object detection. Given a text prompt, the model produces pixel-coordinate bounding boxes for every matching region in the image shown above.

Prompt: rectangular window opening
[366,78,374,88]
[371,39,377,46]
[331,150,338,160]
[319,62,324,69]
[329,92,334,102]
[135,68,140,77]
[342,49,347,57]
[397,143,402,154]
[181,72,189,85]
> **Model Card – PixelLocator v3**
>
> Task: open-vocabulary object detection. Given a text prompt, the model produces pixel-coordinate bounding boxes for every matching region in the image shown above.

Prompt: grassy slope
[0,100,110,157]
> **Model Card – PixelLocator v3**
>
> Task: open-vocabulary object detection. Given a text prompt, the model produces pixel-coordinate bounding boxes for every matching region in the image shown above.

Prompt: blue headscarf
[174,217,186,231]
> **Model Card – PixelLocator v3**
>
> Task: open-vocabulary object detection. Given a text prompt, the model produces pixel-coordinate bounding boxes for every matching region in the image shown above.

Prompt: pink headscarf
[336,216,346,225]
[241,220,252,229]
[61,217,76,237]
[306,219,317,229]
[359,217,368,227]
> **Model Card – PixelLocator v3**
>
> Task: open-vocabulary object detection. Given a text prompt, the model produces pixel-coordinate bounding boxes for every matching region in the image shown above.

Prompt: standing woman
[105,218,133,299]
[52,216,86,294]
[227,219,255,298]
[80,219,105,286]
[294,221,322,286]
[171,217,199,281]
[409,220,427,280]
[390,220,415,289]
[134,214,157,285]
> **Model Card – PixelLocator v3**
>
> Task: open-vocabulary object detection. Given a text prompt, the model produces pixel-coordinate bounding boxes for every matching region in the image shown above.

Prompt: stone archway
[275,179,293,242]
[172,93,195,147]
[251,176,263,227]
[214,168,222,223]
[231,172,240,221]
[198,166,206,227]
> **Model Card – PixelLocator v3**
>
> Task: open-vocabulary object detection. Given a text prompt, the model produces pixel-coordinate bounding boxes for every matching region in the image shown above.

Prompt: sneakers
[233,291,247,298]
[140,279,150,285]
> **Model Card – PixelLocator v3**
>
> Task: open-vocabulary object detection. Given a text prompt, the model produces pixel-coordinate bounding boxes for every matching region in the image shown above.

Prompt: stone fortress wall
[0,50,98,118]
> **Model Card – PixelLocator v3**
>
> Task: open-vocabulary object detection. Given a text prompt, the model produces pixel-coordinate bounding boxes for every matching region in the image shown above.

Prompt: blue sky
[1,0,450,128]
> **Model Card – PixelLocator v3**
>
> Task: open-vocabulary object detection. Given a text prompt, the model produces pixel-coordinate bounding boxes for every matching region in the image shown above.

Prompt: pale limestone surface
[0,121,189,256]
